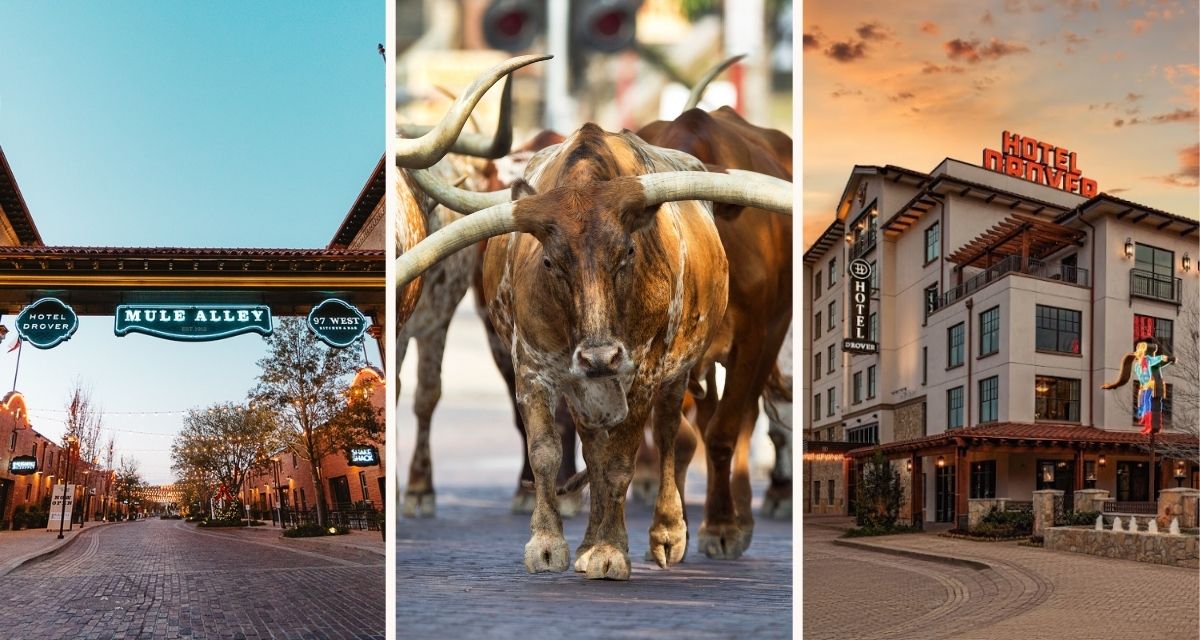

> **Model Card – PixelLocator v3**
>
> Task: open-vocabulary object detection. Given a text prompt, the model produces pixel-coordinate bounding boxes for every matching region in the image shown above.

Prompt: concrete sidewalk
[189,521,385,557]
[0,520,114,577]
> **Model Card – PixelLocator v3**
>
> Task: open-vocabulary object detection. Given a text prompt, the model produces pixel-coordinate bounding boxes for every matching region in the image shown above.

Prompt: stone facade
[1044,526,1200,569]
[893,400,926,443]
[1072,488,1109,514]
[805,457,846,516]
[1157,488,1200,529]
[968,498,1019,528]
[1032,489,1064,536]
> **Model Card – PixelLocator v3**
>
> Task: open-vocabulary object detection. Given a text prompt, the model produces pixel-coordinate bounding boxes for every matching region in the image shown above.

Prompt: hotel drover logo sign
[15,297,79,349]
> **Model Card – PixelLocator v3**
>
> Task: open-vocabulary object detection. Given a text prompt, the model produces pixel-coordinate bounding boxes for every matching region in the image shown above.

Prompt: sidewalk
[0,520,113,577]
[189,521,384,558]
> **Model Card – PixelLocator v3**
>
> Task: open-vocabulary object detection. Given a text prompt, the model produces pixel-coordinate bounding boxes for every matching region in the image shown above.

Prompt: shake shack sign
[307,298,368,348]
[843,259,878,354]
[15,297,79,349]
[114,304,272,341]
[9,455,37,475]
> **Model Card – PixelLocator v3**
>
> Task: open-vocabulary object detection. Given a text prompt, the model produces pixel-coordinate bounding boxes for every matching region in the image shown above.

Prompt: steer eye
[543,257,553,269]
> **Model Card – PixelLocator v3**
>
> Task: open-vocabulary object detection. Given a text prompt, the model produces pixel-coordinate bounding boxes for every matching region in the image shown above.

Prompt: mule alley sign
[982,131,1098,197]
[15,297,79,349]
[843,259,877,354]
[308,298,369,348]
[114,304,272,341]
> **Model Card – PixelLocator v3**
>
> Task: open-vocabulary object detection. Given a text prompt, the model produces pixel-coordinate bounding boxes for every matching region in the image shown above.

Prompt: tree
[62,380,105,482]
[170,402,284,516]
[114,456,146,518]
[251,317,366,527]
[1158,302,1199,463]
[854,449,904,529]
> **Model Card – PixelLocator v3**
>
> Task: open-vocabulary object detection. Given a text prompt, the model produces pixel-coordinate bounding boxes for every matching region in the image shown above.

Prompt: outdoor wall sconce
[1098,454,1107,467]
[1123,237,1134,259]
[936,455,946,468]
[1183,253,1191,273]
[906,460,913,472]
[1175,461,1187,487]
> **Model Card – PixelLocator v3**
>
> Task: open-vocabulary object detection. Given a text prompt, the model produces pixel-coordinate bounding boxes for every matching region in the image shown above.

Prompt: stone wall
[893,400,925,443]
[1044,527,1200,569]
[804,458,846,516]
[1032,489,1064,536]
[1157,488,1200,529]
[1073,489,1109,514]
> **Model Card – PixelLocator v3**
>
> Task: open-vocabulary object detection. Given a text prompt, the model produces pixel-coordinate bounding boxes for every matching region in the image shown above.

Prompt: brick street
[803,522,1199,640]
[397,485,793,639]
[0,518,384,639]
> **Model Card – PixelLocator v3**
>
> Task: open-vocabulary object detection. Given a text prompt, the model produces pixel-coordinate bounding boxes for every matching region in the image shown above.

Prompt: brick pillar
[1033,489,1064,536]
[911,452,923,529]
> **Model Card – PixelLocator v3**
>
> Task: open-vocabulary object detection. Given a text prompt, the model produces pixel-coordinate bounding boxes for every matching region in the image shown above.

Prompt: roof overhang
[328,156,386,250]
[0,146,44,246]
[1060,194,1199,239]
[847,423,1200,459]
[802,219,844,265]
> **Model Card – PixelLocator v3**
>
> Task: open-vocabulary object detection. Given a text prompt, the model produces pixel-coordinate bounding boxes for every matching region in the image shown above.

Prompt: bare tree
[170,402,284,517]
[1159,302,1199,463]
[62,380,105,476]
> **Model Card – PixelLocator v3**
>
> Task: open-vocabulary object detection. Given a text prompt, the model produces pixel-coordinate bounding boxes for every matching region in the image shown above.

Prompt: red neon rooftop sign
[982,131,1098,197]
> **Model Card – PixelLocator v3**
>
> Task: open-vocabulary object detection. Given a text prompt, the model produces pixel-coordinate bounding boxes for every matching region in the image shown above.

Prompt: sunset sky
[803,0,1198,247]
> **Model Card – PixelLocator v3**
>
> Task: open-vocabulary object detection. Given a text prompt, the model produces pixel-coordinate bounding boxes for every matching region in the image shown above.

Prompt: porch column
[910,452,923,529]
[955,445,969,529]
[1073,448,1085,492]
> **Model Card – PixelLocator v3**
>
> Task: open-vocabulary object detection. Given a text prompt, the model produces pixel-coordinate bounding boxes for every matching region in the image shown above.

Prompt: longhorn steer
[397,124,790,579]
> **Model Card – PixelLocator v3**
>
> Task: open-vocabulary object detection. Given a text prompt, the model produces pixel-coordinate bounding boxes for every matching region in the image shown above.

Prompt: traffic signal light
[483,0,544,53]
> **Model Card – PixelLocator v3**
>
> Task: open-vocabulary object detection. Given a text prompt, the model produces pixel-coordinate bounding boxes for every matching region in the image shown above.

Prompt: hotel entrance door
[935,465,955,523]
[1117,461,1150,502]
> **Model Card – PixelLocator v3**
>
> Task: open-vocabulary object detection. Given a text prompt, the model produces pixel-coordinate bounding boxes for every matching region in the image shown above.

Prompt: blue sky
[0,3,383,483]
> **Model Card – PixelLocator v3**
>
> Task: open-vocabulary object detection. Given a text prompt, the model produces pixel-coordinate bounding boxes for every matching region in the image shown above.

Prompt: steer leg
[575,412,644,580]
[403,328,447,518]
[648,379,689,568]
[518,380,570,574]
[761,384,793,519]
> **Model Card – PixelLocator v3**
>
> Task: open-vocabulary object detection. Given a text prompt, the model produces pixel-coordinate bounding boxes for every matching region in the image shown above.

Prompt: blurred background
[395,0,792,495]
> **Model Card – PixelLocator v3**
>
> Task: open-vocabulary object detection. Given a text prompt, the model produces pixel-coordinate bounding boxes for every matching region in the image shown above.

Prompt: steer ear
[611,177,660,232]
[510,178,537,200]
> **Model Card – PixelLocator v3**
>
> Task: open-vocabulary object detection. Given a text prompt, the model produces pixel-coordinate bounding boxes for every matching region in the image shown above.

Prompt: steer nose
[574,343,627,377]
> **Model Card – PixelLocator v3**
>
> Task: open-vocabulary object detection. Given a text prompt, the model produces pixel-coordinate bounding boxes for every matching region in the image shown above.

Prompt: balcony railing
[932,255,1090,314]
[848,230,877,260]
[1101,501,1157,516]
[1129,268,1182,306]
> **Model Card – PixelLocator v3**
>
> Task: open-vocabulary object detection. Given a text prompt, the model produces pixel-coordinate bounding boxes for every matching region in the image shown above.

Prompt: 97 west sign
[843,259,877,354]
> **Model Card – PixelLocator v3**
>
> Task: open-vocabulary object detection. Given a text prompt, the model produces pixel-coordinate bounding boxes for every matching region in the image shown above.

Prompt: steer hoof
[761,491,792,520]
[510,487,535,514]
[402,491,435,518]
[648,520,687,568]
[697,522,752,559]
[582,544,630,580]
[524,534,570,573]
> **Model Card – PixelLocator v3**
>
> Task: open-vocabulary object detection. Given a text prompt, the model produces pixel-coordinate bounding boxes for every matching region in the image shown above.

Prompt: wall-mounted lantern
[936,455,946,468]
[1098,454,1107,468]
[906,460,913,472]
[1123,237,1134,259]
[1183,252,1191,273]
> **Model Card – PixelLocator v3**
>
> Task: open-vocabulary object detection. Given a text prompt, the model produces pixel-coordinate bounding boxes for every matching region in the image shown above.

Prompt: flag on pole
[6,338,19,353]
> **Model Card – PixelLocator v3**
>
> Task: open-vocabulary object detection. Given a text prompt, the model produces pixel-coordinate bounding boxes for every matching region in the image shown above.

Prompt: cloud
[921,62,966,74]
[826,40,868,62]
[803,33,820,50]
[856,22,891,41]
[1145,144,1199,187]
[1054,0,1100,16]
[919,21,939,35]
[944,38,1030,64]
[1116,108,1199,127]
[831,86,863,98]
[1126,92,1143,102]
[1063,30,1088,47]
[981,10,994,25]
[1003,0,1047,12]
[1131,18,1150,34]
[889,92,915,102]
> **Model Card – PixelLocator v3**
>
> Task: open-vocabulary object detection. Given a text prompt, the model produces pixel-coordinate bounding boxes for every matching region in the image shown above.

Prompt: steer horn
[682,54,746,112]
[395,54,552,168]
[395,170,792,287]
[409,166,512,213]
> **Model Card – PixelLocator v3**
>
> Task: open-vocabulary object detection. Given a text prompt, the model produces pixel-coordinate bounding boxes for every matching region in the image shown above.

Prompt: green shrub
[854,450,904,529]
[197,518,263,528]
[1059,510,1101,526]
[971,506,1033,537]
[283,523,350,538]
[843,523,921,538]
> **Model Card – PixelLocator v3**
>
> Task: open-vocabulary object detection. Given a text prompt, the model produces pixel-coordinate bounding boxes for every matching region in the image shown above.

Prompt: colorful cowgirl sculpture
[1102,336,1174,435]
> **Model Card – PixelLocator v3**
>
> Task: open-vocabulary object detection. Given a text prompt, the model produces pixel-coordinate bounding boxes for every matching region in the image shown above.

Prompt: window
[292,453,298,468]
[827,388,836,417]
[814,481,821,505]
[979,376,999,423]
[813,394,821,421]
[870,260,879,292]
[846,424,879,444]
[943,322,964,368]
[814,312,822,339]
[814,271,822,299]
[829,257,838,286]
[1135,243,1173,278]
[868,313,878,342]
[828,479,836,505]
[970,461,996,499]
[1132,243,1177,301]
[1036,305,1081,354]
[814,353,822,380]
[924,283,940,316]
[25,483,32,500]
[828,301,836,329]
[1134,315,1174,354]
[1035,376,1081,422]
[853,371,863,404]
[867,365,877,399]
[925,222,940,263]
[827,344,835,373]
[359,471,370,501]
[979,306,1000,356]
[921,347,928,385]
[947,386,964,429]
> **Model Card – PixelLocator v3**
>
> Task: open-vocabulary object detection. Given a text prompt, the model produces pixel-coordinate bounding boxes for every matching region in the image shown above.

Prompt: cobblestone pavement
[803,523,1199,640]
[0,518,384,639]
[397,485,793,639]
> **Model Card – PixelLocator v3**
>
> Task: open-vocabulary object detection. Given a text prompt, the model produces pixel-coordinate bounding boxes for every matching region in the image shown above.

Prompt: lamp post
[80,468,91,528]
[272,457,284,528]
[57,435,78,540]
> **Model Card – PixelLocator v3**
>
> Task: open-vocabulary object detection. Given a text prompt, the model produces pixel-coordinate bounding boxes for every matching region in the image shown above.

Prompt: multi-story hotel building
[803,136,1198,526]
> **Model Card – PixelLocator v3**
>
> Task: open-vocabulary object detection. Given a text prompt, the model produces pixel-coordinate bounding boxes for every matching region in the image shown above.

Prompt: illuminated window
[1134,314,1173,354]
[979,376,999,423]
[947,322,965,367]
[924,283,939,316]
[1036,305,1081,354]
[979,307,1000,356]
[970,461,996,499]
[925,222,940,264]
[947,386,964,429]
[1035,376,1080,422]
[846,424,878,444]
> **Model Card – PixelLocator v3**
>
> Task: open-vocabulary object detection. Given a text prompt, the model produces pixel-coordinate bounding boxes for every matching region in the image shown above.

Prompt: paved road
[0,518,384,639]
[397,485,793,639]
[803,522,1200,640]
